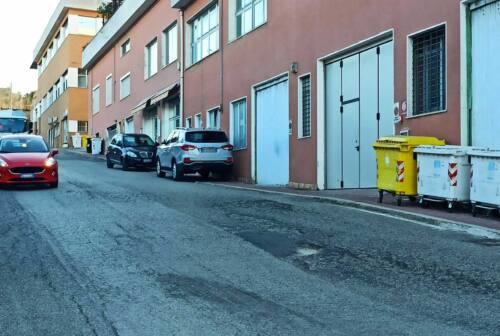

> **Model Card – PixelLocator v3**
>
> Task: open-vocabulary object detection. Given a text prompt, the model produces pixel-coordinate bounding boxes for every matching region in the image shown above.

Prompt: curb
[202,182,500,237]
[63,149,106,161]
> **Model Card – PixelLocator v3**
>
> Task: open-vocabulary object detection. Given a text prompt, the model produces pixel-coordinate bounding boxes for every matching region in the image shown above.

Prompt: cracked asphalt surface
[0,151,499,336]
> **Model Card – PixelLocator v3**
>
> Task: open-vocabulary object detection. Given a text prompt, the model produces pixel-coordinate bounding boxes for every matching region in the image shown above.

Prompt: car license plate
[20,174,35,179]
[143,159,152,163]
[201,148,217,153]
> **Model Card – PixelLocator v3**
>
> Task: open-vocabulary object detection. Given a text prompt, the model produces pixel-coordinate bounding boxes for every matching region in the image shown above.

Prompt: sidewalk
[63,148,106,161]
[209,182,500,233]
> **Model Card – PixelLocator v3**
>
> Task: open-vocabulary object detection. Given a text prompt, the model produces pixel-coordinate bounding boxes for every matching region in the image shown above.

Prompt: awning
[130,96,153,115]
[151,83,179,105]
[130,82,179,115]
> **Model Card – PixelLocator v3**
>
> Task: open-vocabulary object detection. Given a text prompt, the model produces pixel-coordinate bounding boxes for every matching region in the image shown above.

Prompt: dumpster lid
[468,148,500,158]
[373,136,445,147]
[414,145,471,156]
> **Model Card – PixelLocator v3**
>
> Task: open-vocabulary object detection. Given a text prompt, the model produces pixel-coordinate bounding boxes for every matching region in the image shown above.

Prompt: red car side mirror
[51,149,59,156]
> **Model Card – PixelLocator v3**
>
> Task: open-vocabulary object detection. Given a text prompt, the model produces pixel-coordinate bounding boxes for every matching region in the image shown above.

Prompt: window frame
[230,97,248,151]
[206,106,221,129]
[162,22,178,68]
[92,84,100,115]
[105,74,113,106]
[297,73,312,139]
[120,72,131,100]
[186,116,193,128]
[406,22,447,118]
[189,3,220,65]
[234,0,267,39]
[144,38,158,80]
[121,39,131,57]
[194,113,203,128]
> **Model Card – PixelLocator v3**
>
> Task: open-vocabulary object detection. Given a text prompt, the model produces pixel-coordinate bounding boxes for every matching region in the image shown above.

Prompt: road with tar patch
[0,151,499,336]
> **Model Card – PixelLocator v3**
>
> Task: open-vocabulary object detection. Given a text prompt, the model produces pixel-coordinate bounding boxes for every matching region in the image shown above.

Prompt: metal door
[326,41,394,189]
[471,1,500,148]
[256,77,289,185]
[341,55,361,188]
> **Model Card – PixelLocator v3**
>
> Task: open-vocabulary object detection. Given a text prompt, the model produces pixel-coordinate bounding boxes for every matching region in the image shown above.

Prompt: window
[207,108,221,129]
[298,74,311,138]
[78,69,87,88]
[121,39,131,57]
[77,121,88,133]
[163,23,178,66]
[409,25,446,116]
[106,74,113,106]
[62,71,68,91]
[120,73,131,100]
[231,98,247,149]
[235,0,267,38]
[92,85,100,114]
[185,131,228,143]
[191,4,219,64]
[144,38,158,79]
[194,113,202,128]
[186,117,193,128]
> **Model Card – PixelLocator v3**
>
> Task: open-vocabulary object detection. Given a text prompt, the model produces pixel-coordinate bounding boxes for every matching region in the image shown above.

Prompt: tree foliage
[0,88,35,111]
[98,0,124,24]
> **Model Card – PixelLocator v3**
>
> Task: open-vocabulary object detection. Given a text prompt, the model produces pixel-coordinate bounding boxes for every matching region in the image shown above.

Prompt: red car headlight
[45,157,57,167]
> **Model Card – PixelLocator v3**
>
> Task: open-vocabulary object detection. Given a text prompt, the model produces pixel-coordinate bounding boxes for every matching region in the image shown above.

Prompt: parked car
[156,128,234,180]
[106,133,157,171]
[0,135,58,188]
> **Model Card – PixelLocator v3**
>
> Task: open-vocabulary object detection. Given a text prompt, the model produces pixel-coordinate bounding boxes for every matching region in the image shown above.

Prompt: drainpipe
[180,9,185,127]
[220,0,224,117]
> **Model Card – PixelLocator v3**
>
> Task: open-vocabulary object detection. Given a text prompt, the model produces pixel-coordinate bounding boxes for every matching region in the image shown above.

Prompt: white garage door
[471,0,500,148]
[256,77,289,185]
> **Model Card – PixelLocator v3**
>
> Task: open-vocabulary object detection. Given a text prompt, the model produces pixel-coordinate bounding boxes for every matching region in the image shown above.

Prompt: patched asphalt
[0,151,499,335]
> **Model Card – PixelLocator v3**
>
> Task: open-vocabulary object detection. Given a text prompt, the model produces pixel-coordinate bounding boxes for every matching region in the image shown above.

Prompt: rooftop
[81,0,158,70]
[31,0,101,69]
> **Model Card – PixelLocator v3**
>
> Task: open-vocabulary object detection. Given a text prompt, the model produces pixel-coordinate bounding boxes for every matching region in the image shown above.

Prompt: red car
[0,135,59,188]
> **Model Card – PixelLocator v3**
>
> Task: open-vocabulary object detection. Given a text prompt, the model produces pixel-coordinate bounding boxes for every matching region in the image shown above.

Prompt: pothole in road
[465,238,500,247]
[295,243,323,257]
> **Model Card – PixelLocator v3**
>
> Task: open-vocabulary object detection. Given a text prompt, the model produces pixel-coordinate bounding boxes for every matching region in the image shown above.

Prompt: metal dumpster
[373,136,445,206]
[414,146,471,211]
[468,148,500,216]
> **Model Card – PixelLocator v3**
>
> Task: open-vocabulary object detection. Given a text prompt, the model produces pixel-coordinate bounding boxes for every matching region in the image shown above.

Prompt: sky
[0,0,60,94]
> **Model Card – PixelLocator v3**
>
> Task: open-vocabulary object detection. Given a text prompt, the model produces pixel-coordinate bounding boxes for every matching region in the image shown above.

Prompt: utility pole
[10,82,13,109]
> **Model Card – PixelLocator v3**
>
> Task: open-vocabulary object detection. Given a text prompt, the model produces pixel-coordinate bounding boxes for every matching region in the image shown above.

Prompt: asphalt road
[0,151,499,336]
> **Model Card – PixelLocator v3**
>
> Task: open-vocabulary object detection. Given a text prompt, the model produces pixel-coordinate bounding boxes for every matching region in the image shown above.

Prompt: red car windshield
[0,138,49,153]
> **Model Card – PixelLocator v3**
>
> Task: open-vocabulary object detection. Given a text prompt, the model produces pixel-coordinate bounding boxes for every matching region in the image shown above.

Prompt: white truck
[0,109,33,137]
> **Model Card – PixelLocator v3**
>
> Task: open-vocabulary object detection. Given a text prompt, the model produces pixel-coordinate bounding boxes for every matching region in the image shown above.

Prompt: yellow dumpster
[81,135,89,149]
[373,136,445,206]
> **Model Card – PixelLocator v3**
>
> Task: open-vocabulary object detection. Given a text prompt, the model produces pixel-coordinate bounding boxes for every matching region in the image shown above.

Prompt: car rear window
[185,131,228,143]
[123,135,155,147]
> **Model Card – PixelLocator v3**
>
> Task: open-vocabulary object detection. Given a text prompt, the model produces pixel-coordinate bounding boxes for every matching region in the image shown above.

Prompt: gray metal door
[326,41,394,189]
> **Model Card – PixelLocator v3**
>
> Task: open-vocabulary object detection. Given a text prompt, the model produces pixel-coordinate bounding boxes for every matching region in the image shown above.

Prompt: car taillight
[183,157,193,164]
[224,157,234,164]
[180,144,197,151]
[222,144,234,151]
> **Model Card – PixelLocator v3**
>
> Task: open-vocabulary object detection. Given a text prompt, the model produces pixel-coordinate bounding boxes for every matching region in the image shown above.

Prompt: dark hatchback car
[106,133,157,171]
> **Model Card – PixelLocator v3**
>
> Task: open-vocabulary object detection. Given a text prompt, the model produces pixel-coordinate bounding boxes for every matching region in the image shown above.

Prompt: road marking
[202,182,500,239]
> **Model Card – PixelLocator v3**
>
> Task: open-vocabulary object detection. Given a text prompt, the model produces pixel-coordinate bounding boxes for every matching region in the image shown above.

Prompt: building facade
[82,0,500,190]
[82,0,181,145]
[31,0,102,148]
[172,0,461,190]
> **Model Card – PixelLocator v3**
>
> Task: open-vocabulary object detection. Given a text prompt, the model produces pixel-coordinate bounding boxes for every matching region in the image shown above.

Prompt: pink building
[83,0,500,190]
[82,0,180,144]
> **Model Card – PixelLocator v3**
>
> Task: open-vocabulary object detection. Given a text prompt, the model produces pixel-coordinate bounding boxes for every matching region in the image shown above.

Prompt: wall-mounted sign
[394,102,401,124]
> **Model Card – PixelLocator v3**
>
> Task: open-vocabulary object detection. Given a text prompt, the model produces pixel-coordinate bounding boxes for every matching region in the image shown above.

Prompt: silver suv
[156,128,234,180]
